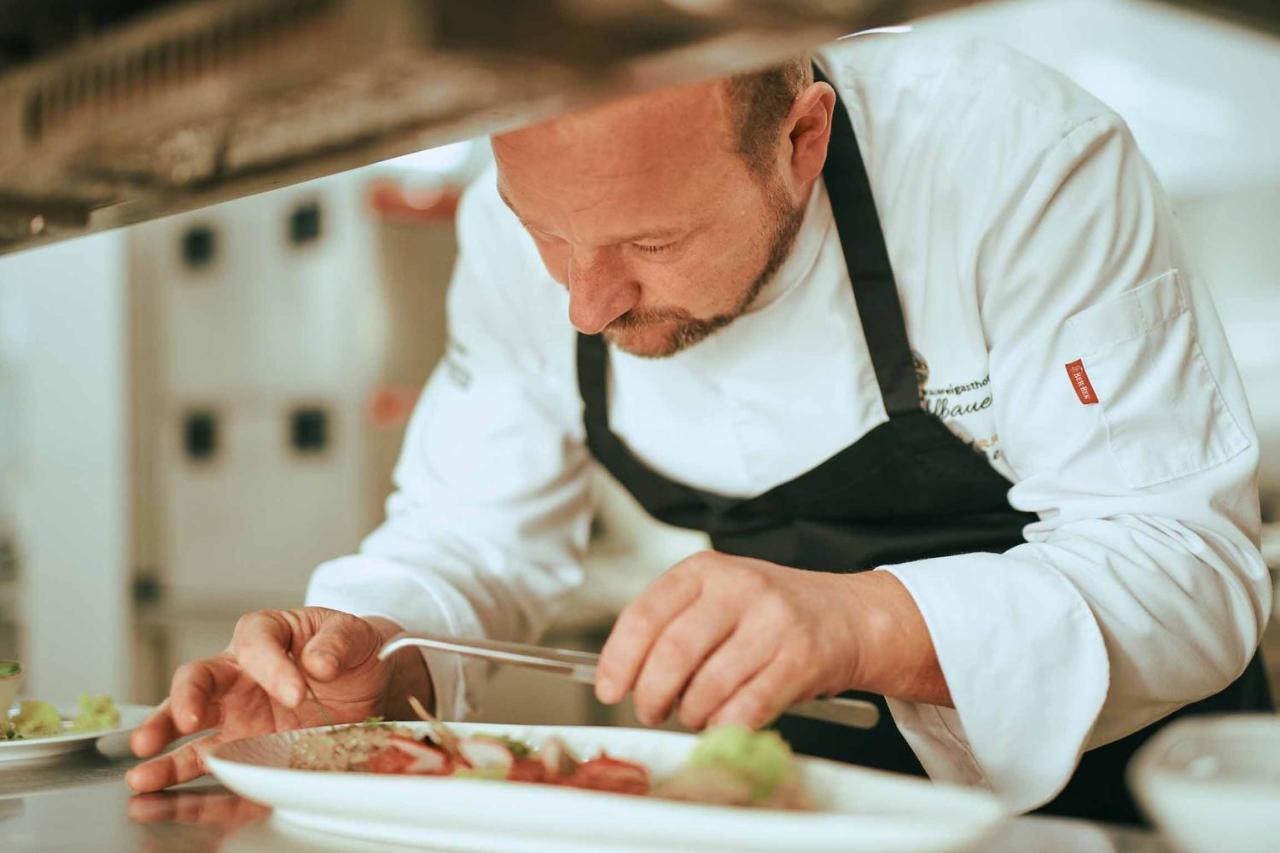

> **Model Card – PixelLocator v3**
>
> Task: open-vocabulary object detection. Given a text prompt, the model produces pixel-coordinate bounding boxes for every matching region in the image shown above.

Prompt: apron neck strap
[577,330,610,437]
[814,63,921,417]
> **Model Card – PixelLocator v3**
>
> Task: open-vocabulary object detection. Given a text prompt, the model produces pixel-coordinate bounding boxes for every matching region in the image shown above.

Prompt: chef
[128,33,1273,822]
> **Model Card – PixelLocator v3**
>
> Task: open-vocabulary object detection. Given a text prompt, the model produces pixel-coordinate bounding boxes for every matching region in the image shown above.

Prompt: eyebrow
[496,185,692,245]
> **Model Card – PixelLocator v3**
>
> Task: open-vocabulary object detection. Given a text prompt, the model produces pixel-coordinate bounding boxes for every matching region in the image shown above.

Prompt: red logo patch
[1065,359,1099,405]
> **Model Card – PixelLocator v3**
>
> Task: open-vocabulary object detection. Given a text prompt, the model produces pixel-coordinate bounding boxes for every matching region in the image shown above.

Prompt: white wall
[0,232,130,700]
[917,0,1280,197]
[1176,187,1280,502]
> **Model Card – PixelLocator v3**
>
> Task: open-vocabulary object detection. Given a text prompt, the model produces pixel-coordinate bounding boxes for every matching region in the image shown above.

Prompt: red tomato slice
[507,758,547,784]
[365,745,416,774]
[565,754,650,795]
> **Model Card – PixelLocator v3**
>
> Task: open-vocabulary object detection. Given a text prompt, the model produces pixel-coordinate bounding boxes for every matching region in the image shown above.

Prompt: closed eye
[633,241,675,254]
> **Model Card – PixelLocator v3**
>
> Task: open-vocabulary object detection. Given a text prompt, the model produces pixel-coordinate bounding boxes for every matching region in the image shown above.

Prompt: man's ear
[786,82,836,188]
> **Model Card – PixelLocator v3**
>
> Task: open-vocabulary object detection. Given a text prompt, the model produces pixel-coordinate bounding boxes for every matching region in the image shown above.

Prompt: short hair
[724,57,813,175]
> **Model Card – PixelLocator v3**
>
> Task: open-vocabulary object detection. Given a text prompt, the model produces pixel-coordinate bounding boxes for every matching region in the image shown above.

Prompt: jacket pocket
[1064,271,1249,489]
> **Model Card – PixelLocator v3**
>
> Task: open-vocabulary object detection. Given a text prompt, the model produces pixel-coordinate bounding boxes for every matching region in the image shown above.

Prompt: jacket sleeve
[882,113,1271,811]
[306,172,592,720]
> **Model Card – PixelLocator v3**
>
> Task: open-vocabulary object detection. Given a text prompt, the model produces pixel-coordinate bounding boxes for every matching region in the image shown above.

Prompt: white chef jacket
[307,34,1271,812]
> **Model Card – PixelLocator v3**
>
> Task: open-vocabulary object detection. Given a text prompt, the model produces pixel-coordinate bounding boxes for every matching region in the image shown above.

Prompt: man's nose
[566,249,640,335]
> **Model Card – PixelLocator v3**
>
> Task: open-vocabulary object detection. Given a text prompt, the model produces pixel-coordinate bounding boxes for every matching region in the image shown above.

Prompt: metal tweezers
[379,631,881,730]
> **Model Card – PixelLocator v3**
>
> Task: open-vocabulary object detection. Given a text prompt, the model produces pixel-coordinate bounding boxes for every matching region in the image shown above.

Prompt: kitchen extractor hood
[0,0,979,255]
[3,0,1275,256]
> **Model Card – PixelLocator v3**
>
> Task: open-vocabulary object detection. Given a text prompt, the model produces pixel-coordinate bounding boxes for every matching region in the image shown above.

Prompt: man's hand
[594,552,949,729]
[127,607,432,793]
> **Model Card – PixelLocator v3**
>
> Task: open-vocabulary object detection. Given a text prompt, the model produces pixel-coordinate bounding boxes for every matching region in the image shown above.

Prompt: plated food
[3,694,121,740]
[0,661,145,765]
[1,659,122,742]
[208,721,1008,852]
[289,705,810,810]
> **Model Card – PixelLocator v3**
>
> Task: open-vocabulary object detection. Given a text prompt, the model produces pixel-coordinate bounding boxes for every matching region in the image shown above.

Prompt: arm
[880,113,1269,808]
[306,171,592,720]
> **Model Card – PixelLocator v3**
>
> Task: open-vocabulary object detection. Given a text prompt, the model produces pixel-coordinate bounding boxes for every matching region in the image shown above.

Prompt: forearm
[842,571,952,707]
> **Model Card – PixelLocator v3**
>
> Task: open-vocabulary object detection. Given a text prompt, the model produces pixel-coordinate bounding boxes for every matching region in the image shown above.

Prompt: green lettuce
[684,726,796,803]
[70,694,120,732]
[12,699,61,737]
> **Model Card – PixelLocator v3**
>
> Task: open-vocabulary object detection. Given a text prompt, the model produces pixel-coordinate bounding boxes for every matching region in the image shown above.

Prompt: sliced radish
[539,735,580,779]
[458,737,515,774]
[387,735,450,774]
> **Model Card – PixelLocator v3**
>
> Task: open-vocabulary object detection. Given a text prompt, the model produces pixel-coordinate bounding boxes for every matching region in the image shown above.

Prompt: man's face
[492,80,804,358]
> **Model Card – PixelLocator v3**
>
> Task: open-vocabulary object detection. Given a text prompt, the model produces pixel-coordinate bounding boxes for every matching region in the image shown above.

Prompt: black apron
[574,65,1271,825]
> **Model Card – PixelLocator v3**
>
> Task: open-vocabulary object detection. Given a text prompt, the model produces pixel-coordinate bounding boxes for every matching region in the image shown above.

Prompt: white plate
[1,701,151,764]
[208,723,1007,852]
[1128,713,1280,853]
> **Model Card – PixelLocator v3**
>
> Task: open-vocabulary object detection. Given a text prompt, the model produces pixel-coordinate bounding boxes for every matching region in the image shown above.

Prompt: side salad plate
[1,699,151,764]
[208,721,1007,853]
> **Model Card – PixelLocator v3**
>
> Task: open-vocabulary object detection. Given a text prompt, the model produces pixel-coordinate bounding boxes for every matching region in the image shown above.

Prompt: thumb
[300,612,382,682]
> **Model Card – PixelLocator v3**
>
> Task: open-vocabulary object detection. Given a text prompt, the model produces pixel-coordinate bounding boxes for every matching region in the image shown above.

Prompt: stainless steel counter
[0,741,1173,853]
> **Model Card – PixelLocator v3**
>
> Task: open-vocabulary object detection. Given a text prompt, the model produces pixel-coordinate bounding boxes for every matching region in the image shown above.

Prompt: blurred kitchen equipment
[4,0,1277,257]
[1128,713,1280,853]
[0,660,20,712]
[124,171,463,698]
[0,0,987,256]
[379,631,883,730]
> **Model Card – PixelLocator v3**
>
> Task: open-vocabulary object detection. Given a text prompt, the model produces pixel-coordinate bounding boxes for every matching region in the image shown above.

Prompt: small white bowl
[1129,713,1280,853]
[0,661,21,714]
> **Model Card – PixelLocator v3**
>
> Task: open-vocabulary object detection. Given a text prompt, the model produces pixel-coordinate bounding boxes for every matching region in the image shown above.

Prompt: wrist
[841,571,952,706]
[834,572,889,692]
[365,617,435,719]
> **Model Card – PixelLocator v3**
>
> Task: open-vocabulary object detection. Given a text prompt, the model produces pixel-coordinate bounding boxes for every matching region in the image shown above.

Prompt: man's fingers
[229,611,307,708]
[130,700,182,759]
[631,603,735,726]
[596,568,701,704]
[677,620,783,731]
[707,653,805,730]
[301,613,379,682]
[169,655,239,735]
[125,735,217,793]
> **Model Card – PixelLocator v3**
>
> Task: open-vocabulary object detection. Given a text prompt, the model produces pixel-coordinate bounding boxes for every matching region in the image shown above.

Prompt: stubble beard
[604,176,807,359]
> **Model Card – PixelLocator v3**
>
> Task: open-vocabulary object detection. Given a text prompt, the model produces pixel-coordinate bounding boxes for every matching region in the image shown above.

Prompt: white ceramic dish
[208,722,1007,853]
[1129,713,1280,853]
[1,701,151,764]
